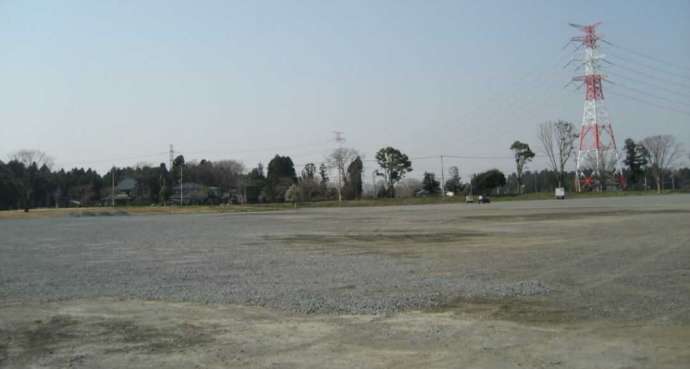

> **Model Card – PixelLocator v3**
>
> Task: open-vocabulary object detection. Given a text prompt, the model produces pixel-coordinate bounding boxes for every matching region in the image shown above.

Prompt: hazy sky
[1,0,689,180]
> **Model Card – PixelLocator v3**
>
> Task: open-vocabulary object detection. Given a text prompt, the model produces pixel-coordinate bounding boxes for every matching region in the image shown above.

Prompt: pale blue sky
[1,0,689,179]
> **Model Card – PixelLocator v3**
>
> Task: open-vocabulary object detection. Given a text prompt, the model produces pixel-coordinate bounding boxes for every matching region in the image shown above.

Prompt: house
[169,183,221,205]
[116,177,137,196]
[102,177,138,206]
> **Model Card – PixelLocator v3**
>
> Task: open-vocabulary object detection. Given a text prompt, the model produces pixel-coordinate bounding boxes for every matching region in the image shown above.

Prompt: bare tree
[538,120,578,187]
[640,135,683,193]
[299,163,320,201]
[327,147,359,202]
[214,160,245,192]
[9,150,54,212]
[11,149,54,169]
[133,161,153,169]
[395,178,422,198]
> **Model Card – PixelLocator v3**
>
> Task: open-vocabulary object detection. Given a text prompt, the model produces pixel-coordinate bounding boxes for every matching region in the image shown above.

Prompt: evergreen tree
[422,172,441,194]
[344,156,363,200]
[472,169,507,195]
[318,163,329,195]
[244,164,266,203]
[264,155,296,202]
[445,166,462,194]
[623,138,648,187]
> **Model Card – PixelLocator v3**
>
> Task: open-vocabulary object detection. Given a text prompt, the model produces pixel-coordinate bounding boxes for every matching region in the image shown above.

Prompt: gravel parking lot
[1,195,689,368]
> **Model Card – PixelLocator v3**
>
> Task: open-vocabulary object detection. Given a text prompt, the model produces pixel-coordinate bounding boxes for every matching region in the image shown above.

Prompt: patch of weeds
[21,315,80,355]
[433,296,576,324]
[96,319,213,354]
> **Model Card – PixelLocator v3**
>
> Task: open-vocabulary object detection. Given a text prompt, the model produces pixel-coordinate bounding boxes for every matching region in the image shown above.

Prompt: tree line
[0,146,407,210]
[1,128,688,211]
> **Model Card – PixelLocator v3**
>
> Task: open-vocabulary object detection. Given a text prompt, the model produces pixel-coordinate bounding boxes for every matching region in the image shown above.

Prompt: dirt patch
[433,296,578,324]
[0,340,7,367]
[465,209,690,222]
[268,230,488,258]
[269,230,486,244]
[69,210,130,217]
[24,315,79,353]
[0,315,81,364]
[96,319,214,354]
[0,313,215,366]
[1,298,689,369]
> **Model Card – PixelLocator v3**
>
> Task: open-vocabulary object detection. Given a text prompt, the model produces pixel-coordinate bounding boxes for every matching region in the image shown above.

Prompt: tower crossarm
[572,74,607,100]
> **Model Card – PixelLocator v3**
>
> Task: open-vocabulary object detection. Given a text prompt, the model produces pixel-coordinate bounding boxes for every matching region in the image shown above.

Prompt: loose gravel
[1,195,689,319]
[0,218,547,314]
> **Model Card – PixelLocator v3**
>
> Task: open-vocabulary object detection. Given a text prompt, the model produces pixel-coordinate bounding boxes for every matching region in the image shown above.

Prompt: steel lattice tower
[570,23,620,191]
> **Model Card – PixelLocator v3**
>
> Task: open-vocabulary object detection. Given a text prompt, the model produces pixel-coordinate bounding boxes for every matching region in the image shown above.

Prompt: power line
[608,81,690,108]
[607,70,690,100]
[609,62,690,91]
[606,51,690,81]
[361,154,515,162]
[59,151,169,168]
[57,141,333,170]
[607,89,690,117]
[605,41,690,72]
[445,154,515,160]
[438,47,576,138]
[178,139,329,157]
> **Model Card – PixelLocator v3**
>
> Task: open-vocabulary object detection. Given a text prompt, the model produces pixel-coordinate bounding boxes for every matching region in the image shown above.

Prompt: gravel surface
[2,195,689,318]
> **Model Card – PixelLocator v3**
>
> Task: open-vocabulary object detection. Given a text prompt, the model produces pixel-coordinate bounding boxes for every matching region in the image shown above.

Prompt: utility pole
[440,155,446,196]
[385,151,391,197]
[372,170,377,199]
[169,144,174,171]
[111,166,115,208]
[179,165,183,206]
[671,169,676,191]
[333,131,345,203]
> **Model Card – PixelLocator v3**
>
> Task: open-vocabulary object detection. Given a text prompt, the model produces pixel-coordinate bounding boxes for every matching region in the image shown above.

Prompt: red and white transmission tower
[570,22,620,191]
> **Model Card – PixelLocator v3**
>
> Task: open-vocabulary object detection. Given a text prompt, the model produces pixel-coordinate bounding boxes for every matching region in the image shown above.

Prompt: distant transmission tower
[169,144,174,171]
[333,131,345,147]
[569,23,620,191]
[332,131,345,203]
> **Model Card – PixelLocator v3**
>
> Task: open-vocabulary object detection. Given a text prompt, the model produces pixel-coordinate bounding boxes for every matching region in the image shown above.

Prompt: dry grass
[0,204,291,220]
[0,190,675,220]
